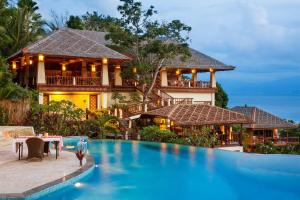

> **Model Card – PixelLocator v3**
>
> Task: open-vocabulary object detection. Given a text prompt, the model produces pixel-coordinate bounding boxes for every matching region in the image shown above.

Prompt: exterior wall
[49,94,90,110]
[165,92,214,104]
[106,92,137,107]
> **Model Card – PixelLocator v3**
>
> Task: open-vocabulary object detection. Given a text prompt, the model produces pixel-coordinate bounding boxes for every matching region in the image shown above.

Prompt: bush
[185,127,218,148]
[254,141,278,154]
[26,100,84,136]
[140,125,177,143]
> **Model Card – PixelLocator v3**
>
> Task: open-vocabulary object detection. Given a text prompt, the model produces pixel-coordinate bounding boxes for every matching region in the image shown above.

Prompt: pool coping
[0,154,94,200]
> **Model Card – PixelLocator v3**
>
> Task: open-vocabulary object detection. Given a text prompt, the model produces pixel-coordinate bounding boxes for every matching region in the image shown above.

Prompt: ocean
[229,95,300,123]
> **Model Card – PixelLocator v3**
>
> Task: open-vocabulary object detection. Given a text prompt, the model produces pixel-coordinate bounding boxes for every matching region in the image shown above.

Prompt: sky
[36,0,300,121]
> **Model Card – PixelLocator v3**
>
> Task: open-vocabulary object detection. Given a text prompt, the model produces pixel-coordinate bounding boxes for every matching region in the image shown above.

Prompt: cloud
[36,0,300,84]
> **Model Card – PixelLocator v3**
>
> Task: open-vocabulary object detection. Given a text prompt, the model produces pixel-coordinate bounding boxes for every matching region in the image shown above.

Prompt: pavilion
[231,105,297,145]
[141,104,253,146]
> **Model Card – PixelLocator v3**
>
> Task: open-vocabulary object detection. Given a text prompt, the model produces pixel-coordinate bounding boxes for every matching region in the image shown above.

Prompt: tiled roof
[231,106,296,129]
[142,104,252,126]
[165,48,235,71]
[10,28,129,60]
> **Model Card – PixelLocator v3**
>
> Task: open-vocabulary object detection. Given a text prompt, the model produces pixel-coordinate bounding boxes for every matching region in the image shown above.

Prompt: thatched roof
[142,104,252,126]
[165,48,235,71]
[9,28,234,71]
[231,106,296,129]
[10,28,129,60]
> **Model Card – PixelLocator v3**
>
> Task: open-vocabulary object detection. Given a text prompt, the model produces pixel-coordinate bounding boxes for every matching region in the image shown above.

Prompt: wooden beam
[239,124,243,145]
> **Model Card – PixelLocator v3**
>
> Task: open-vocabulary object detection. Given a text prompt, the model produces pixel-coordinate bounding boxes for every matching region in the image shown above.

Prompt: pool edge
[0,154,94,200]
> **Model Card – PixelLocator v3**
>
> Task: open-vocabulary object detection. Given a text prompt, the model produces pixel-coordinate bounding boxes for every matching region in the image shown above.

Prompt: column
[38,93,43,104]
[211,93,215,106]
[273,128,278,139]
[101,93,108,109]
[192,71,197,87]
[37,54,46,84]
[239,124,243,146]
[24,57,30,87]
[97,94,101,109]
[114,65,122,86]
[160,68,168,87]
[102,58,109,86]
[81,61,87,77]
[210,70,216,88]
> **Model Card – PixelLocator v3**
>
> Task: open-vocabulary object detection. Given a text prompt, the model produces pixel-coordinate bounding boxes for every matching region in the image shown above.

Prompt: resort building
[232,105,297,145]
[8,28,234,113]
[141,104,252,146]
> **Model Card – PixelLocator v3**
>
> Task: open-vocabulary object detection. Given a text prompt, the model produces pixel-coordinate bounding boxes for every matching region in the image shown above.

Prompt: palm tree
[0,0,45,57]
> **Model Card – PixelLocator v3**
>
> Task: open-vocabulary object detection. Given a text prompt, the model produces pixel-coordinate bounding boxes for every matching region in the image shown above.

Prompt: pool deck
[0,128,92,199]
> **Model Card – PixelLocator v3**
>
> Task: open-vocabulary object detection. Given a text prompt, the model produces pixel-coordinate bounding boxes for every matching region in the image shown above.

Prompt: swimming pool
[40,140,300,200]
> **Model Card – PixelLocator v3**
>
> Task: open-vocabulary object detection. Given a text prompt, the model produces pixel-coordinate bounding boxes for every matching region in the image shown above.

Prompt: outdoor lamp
[102,57,108,65]
[209,68,214,73]
[133,67,137,73]
[62,64,66,71]
[38,54,44,62]
[176,69,180,75]
[191,69,196,74]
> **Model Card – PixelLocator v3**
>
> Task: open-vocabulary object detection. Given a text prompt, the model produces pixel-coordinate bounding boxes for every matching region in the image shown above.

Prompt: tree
[0,0,45,57]
[0,57,35,101]
[67,15,84,30]
[45,10,68,31]
[215,82,228,108]
[82,11,120,31]
[106,0,191,103]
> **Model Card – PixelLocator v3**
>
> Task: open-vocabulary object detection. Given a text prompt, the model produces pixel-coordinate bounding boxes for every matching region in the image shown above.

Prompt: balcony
[167,80,211,88]
[160,80,215,93]
[46,76,102,86]
[37,76,105,92]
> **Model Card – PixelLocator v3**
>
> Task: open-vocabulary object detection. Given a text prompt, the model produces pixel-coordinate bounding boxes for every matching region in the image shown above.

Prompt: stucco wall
[50,94,90,110]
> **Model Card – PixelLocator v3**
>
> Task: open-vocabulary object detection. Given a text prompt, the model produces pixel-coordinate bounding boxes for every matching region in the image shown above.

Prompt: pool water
[40,140,300,200]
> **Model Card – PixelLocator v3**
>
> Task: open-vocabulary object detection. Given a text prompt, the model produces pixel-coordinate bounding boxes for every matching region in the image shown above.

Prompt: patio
[0,127,90,198]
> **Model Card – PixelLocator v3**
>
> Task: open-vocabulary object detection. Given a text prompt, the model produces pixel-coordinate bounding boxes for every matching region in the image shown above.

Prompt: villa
[8,28,234,112]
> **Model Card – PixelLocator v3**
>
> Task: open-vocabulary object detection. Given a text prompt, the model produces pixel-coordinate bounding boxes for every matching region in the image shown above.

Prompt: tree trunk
[143,59,165,103]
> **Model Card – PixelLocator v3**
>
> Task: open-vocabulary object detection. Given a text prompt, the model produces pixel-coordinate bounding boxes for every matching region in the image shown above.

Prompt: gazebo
[141,104,253,146]
[231,105,297,145]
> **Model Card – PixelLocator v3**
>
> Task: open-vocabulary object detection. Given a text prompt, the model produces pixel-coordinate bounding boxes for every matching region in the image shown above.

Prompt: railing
[166,80,211,88]
[76,77,101,86]
[252,136,300,145]
[193,101,212,105]
[46,76,101,86]
[162,98,193,106]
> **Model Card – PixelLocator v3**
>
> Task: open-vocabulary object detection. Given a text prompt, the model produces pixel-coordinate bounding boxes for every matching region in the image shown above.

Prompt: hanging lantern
[91,64,96,72]
[12,61,17,70]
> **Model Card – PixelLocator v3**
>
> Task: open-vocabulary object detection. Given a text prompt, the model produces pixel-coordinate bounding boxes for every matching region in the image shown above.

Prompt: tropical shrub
[140,125,177,143]
[26,100,84,136]
[254,141,278,154]
[186,127,218,148]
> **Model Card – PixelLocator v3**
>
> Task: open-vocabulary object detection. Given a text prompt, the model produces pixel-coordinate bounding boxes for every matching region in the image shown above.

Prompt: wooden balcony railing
[46,76,101,86]
[167,80,211,88]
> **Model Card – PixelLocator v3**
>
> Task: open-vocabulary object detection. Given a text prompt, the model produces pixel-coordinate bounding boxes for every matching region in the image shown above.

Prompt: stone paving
[0,127,85,195]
